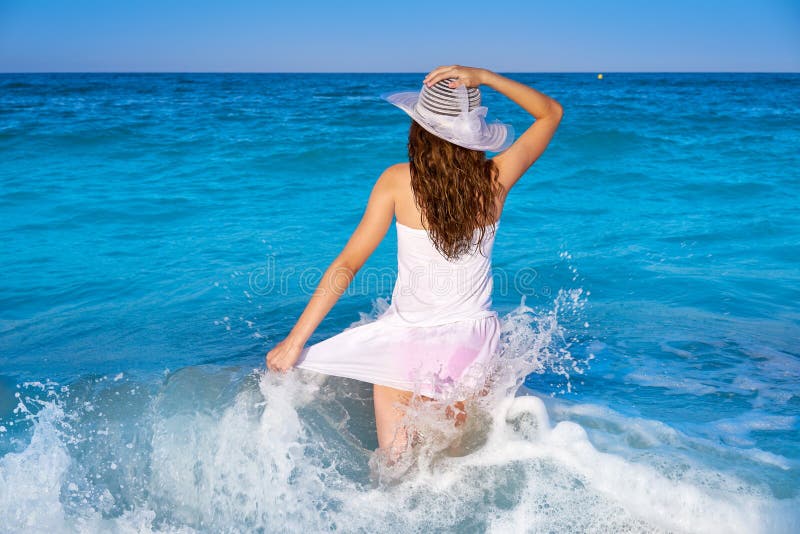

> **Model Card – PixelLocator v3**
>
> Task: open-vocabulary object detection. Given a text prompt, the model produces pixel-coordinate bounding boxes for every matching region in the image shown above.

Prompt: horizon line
[1,70,798,75]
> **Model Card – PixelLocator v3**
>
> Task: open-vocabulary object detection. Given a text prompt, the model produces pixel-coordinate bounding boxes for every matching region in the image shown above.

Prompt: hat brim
[380,90,515,153]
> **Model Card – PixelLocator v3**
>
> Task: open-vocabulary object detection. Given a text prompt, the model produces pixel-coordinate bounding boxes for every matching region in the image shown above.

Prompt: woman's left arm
[266,164,398,373]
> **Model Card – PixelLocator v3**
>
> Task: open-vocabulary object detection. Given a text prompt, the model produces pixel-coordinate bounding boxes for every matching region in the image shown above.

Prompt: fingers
[423,65,459,87]
[266,350,292,374]
[266,338,304,374]
[427,73,457,89]
[423,65,451,83]
[266,351,281,373]
[267,359,287,374]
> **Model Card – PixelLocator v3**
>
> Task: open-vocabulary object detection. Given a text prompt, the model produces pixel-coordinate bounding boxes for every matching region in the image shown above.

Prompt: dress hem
[293,363,471,402]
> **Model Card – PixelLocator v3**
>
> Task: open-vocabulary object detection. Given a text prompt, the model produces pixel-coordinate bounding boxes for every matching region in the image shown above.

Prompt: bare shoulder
[374,162,409,192]
[385,162,410,180]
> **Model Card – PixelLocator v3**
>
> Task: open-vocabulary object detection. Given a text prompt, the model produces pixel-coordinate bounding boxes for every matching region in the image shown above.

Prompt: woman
[266,65,563,462]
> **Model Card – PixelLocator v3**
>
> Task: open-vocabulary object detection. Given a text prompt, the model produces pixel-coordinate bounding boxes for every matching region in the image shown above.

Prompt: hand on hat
[423,65,487,89]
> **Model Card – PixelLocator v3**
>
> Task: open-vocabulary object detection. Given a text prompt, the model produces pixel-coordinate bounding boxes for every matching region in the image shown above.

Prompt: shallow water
[1,73,798,532]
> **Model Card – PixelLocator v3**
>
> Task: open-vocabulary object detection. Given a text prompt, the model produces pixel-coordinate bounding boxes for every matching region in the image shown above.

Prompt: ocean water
[0,72,798,532]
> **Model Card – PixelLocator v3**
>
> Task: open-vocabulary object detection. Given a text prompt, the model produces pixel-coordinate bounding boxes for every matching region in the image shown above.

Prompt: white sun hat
[380,78,515,152]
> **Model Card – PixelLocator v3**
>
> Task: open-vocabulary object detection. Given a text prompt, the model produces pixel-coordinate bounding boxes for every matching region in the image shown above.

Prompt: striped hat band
[416,79,482,116]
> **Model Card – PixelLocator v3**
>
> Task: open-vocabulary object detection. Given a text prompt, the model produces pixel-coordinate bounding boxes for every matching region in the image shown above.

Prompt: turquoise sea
[1,73,798,532]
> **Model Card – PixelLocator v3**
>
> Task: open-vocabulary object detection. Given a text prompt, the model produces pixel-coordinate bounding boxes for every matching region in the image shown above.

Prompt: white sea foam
[0,292,797,533]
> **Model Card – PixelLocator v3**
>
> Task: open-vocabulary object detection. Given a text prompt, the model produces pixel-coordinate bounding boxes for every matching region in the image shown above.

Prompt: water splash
[1,290,797,532]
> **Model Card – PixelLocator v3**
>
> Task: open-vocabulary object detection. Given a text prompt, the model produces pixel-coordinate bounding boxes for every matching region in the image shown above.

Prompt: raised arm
[423,65,563,192]
[266,165,397,373]
[482,70,563,191]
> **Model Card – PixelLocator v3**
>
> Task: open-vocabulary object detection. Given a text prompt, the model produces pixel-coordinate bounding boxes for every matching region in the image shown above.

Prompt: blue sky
[1,0,798,72]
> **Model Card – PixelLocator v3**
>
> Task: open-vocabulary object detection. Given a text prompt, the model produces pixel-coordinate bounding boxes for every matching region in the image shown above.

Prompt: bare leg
[373,384,469,462]
[373,384,421,461]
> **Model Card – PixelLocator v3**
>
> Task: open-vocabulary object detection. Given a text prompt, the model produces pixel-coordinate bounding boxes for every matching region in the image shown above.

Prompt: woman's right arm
[480,69,563,192]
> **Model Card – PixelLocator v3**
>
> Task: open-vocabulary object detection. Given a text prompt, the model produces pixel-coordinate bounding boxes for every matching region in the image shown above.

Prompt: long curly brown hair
[407,119,503,261]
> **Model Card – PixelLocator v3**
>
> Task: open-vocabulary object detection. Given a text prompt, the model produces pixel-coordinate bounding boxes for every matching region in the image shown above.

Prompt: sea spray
[1,291,797,532]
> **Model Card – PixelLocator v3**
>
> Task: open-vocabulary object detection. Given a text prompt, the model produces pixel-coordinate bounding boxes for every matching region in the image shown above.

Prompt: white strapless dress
[294,219,502,400]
